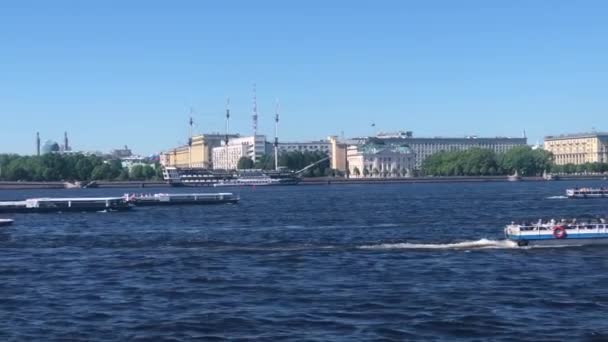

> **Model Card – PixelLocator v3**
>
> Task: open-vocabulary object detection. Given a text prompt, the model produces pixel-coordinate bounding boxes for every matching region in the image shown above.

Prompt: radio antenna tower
[188,108,194,145]
[224,97,230,170]
[274,99,280,170]
[188,108,194,168]
[252,83,258,138]
[225,97,231,146]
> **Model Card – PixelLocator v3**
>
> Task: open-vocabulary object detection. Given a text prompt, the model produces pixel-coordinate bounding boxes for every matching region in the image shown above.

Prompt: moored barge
[126,193,239,206]
[0,197,131,213]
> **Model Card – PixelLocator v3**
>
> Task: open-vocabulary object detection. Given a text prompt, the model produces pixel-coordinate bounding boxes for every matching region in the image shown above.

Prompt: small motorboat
[0,219,14,227]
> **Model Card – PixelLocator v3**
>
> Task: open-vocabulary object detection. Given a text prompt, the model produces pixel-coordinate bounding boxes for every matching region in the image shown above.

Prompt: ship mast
[274,99,279,171]
[225,97,230,170]
[188,108,194,168]
[252,83,258,162]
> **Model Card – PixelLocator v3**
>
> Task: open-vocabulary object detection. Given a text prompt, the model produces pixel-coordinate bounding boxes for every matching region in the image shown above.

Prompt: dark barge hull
[130,199,239,206]
[0,206,132,214]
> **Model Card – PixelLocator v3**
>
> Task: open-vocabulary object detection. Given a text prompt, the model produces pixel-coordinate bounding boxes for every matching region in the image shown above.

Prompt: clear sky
[1,0,607,155]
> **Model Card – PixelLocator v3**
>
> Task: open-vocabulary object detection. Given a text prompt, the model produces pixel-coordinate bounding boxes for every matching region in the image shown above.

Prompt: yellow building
[329,136,348,172]
[161,134,236,169]
[544,133,608,165]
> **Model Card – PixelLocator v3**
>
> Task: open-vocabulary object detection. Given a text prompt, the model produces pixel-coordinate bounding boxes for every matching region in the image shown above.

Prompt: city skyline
[2,1,608,155]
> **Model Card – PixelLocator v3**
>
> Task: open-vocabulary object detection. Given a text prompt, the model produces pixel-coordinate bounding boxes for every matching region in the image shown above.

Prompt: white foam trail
[546,195,567,199]
[360,238,518,250]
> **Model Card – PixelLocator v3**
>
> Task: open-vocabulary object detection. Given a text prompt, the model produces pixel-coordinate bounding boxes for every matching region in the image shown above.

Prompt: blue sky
[1,0,607,155]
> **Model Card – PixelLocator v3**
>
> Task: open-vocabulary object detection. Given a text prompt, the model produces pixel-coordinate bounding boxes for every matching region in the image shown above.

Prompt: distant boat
[566,188,608,199]
[163,167,300,187]
[507,171,521,182]
[0,219,13,227]
[543,171,558,181]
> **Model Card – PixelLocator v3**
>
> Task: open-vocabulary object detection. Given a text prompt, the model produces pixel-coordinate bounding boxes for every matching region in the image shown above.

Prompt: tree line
[551,162,608,174]
[237,151,333,177]
[0,154,162,182]
[421,146,553,176]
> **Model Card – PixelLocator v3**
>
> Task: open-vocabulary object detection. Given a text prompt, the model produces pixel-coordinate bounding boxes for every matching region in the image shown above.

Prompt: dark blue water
[2,181,608,341]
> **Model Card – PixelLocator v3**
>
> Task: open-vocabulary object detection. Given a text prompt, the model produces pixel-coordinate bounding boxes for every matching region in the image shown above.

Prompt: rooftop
[358,143,413,155]
[544,132,608,140]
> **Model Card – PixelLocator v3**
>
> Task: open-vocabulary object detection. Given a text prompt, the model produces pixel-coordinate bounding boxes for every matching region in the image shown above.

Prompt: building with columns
[544,132,608,165]
[347,142,415,178]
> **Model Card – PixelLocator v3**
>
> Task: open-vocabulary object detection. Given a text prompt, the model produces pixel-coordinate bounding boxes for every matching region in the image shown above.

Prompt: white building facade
[347,143,415,178]
[211,135,267,170]
[278,140,331,155]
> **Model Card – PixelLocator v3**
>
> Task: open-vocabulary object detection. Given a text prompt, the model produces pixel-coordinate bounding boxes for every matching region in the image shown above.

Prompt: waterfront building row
[161,134,332,170]
[544,132,608,165]
[330,132,528,174]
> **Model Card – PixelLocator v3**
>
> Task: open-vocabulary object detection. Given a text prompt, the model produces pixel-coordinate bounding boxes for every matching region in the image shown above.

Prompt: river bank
[0,181,169,190]
[302,174,608,185]
[1,174,606,190]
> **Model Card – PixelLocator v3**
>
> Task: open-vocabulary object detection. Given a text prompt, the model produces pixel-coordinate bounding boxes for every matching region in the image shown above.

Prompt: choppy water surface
[2,181,608,341]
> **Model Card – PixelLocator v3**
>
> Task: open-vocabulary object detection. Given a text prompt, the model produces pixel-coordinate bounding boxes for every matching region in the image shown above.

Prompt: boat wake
[546,195,567,199]
[359,238,518,250]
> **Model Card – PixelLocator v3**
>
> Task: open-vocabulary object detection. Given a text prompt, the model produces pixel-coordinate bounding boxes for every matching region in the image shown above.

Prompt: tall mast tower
[252,83,258,138]
[225,97,231,146]
[188,109,194,168]
[225,97,230,170]
[36,132,41,156]
[64,131,69,152]
[252,83,258,163]
[274,99,279,171]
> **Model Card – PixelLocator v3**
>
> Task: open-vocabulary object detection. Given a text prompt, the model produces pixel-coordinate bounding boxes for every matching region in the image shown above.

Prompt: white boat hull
[505,223,608,247]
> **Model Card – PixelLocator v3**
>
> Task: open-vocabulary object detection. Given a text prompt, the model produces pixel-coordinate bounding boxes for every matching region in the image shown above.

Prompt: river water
[1,181,608,341]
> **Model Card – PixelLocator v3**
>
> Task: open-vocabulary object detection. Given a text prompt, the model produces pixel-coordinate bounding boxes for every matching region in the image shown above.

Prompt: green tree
[352,167,361,177]
[254,154,275,170]
[237,157,254,170]
[91,163,113,180]
[142,165,156,179]
[130,165,145,180]
[117,168,130,181]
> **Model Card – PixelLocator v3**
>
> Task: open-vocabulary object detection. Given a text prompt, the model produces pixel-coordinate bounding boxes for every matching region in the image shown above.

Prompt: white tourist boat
[504,219,608,246]
[0,219,14,227]
[566,188,608,198]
